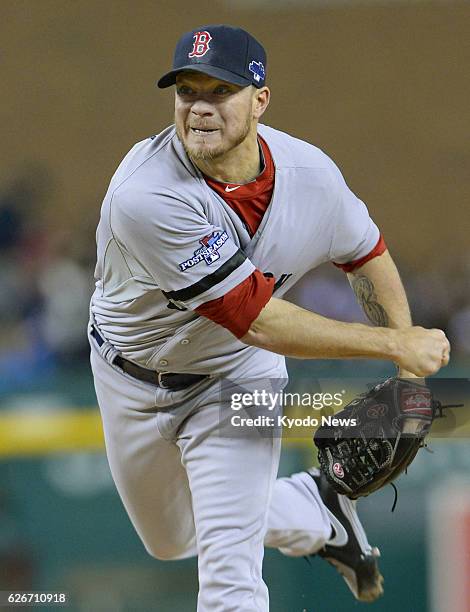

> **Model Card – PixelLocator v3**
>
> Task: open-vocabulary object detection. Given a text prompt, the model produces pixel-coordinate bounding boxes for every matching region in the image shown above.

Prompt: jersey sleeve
[110,190,255,310]
[327,163,381,266]
[333,234,387,272]
[196,269,275,338]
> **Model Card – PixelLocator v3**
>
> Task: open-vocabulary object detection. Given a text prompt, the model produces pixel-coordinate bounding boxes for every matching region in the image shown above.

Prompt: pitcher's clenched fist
[394,327,450,377]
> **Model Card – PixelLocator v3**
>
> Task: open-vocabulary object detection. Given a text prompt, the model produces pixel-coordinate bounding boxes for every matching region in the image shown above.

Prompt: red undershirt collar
[203,136,274,201]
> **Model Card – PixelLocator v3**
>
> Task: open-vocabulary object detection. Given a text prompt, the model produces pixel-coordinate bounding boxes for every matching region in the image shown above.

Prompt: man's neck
[192,131,261,184]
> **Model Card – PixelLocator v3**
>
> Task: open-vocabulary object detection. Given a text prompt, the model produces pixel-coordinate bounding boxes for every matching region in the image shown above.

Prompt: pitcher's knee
[145,545,175,561]
[144,539,194,561]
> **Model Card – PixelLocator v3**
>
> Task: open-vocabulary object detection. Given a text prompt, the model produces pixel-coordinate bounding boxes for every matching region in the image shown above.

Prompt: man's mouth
[190,128,218,135]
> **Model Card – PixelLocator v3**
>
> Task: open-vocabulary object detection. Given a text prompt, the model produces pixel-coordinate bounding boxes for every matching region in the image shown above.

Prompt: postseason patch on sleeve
[178,231,229,272]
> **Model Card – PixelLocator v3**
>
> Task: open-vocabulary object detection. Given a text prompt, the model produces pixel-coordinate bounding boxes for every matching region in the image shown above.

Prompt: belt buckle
[157,371,169,389]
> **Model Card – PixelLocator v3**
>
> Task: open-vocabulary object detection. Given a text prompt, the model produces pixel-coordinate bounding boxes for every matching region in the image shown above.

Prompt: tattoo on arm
[352,275,389,327]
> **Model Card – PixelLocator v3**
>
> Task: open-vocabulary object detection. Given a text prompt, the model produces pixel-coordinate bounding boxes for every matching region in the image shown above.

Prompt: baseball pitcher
[89,25,450,611]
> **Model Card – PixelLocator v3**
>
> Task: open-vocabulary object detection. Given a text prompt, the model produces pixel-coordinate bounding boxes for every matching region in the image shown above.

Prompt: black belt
[90,325,208,391]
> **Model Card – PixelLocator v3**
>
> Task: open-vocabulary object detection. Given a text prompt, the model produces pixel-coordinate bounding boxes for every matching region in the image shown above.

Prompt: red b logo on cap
[188,31,212,58]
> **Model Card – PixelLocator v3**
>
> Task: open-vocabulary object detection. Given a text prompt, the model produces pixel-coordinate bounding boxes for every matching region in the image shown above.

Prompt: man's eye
[213,86,230,95]
[177,86,193,95]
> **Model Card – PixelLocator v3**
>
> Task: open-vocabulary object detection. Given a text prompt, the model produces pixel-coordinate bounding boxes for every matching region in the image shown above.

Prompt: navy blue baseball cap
[157,25,267,89]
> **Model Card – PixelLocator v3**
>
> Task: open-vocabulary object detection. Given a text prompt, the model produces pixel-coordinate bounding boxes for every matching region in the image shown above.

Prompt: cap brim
[157,65,252,89]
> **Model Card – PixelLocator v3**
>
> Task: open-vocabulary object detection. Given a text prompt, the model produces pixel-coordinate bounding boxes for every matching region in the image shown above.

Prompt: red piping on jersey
[195,269,275,339]
[333,235,387,273]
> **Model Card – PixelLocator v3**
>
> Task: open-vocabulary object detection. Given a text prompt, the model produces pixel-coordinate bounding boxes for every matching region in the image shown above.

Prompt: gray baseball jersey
[91,123,379,377]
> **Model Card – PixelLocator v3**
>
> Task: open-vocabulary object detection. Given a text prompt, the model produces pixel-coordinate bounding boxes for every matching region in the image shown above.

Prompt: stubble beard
[176,113,252,162]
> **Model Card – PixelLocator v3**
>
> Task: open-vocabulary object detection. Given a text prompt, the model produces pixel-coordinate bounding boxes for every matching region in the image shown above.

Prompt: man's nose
[190,98,214,117]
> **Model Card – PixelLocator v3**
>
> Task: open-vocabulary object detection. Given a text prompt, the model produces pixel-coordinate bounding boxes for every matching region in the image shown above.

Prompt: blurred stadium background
[1,1,469,610]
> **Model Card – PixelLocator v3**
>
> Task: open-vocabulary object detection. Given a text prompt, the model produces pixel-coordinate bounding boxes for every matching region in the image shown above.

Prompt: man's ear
[252,86,270,119]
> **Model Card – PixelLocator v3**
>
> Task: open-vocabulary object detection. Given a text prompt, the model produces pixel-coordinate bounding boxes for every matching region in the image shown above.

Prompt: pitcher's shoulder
[109,125,179,187]
[258,124,338,173]
[105,127,206,223]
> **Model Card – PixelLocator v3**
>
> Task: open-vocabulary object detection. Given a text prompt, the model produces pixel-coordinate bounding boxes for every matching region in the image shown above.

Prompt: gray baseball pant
[90,342,331,612]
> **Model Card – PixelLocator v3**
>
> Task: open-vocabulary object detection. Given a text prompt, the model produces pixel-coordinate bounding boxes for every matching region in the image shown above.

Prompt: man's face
[174,72,257,161]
